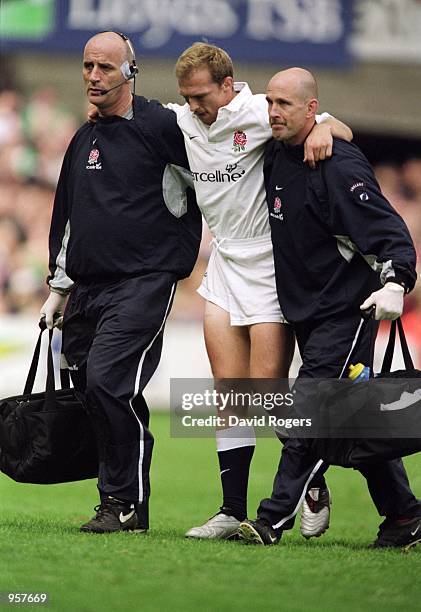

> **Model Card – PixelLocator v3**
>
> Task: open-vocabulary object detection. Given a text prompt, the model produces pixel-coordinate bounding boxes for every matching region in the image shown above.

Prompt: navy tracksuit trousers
[62,272,176,523]
[258,313,420,531]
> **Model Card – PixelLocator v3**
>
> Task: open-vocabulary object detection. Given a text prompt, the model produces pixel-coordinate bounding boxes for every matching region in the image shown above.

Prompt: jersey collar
[222,82,253,114]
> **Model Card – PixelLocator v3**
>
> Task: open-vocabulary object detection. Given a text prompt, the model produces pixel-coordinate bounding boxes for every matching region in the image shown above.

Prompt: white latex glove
[360,282,404,320]
[40,291,67,329]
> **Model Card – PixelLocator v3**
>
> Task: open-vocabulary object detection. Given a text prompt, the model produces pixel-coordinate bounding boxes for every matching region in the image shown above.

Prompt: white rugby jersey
[168,82,329,240]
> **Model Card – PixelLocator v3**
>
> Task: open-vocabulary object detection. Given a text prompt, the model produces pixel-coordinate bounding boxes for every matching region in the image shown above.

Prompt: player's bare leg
[249,321,295,378]
[249,320,295,430]
[203,301,251,380]
[185,303,293,539]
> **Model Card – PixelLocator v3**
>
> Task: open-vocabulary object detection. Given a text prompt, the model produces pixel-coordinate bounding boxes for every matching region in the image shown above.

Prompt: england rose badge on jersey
[88,149,99,164]
[232,130,247,152]
[270,196,283,221]
[86,147,102,170]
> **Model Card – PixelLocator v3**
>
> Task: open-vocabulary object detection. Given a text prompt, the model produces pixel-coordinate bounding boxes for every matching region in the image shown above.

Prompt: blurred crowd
[0,88,420,345]
[0,88,78,315]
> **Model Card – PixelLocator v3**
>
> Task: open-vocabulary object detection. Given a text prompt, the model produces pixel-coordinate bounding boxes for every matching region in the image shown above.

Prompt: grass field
[1,412,420,612]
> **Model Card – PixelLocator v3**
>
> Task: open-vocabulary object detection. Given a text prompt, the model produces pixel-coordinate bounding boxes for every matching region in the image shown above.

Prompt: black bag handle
[381,318,414,373]
[23,322,71,401]
[23,327,44,394]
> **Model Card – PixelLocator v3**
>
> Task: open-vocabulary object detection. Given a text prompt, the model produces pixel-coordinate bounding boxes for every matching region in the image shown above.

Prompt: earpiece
[120,60,137,80]
[115,32,139,79]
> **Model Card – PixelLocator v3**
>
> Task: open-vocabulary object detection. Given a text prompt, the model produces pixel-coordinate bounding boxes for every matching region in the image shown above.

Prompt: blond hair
[175,42,234,84]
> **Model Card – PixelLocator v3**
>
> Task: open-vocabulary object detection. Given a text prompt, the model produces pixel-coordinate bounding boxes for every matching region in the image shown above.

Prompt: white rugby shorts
[197,233,286,326]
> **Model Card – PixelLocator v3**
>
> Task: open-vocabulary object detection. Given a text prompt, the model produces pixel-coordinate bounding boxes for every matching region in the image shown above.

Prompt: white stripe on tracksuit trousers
[272,459,324,530]
[129,283,176,503]
[270,320,364,530]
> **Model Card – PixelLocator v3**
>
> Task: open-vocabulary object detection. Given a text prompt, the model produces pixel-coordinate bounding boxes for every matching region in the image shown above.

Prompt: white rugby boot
[185,512,240,540]
[300,487,331,539]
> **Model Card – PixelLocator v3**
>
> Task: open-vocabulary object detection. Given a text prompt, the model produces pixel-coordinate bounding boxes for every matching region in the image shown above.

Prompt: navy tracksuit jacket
[258,137,419,530]
[47,96,201,518]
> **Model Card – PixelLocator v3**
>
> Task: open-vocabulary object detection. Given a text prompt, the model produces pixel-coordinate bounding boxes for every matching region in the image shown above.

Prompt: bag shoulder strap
[23,328,44,394]
[24,325,70,397]
[381,318,414,373]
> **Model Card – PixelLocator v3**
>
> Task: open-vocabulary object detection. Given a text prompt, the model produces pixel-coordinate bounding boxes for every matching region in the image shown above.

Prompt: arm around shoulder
[319,113,353,142]
[304,114,353,168]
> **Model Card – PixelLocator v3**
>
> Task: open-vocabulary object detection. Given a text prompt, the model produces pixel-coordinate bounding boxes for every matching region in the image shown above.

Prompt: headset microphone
[98,71,137,95]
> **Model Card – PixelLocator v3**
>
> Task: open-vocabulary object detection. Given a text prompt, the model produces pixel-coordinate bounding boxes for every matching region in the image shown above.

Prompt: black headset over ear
[114,32,139,80]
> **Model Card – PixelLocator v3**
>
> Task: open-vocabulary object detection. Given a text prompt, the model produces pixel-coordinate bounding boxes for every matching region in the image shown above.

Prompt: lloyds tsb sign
[2,0,353,65]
